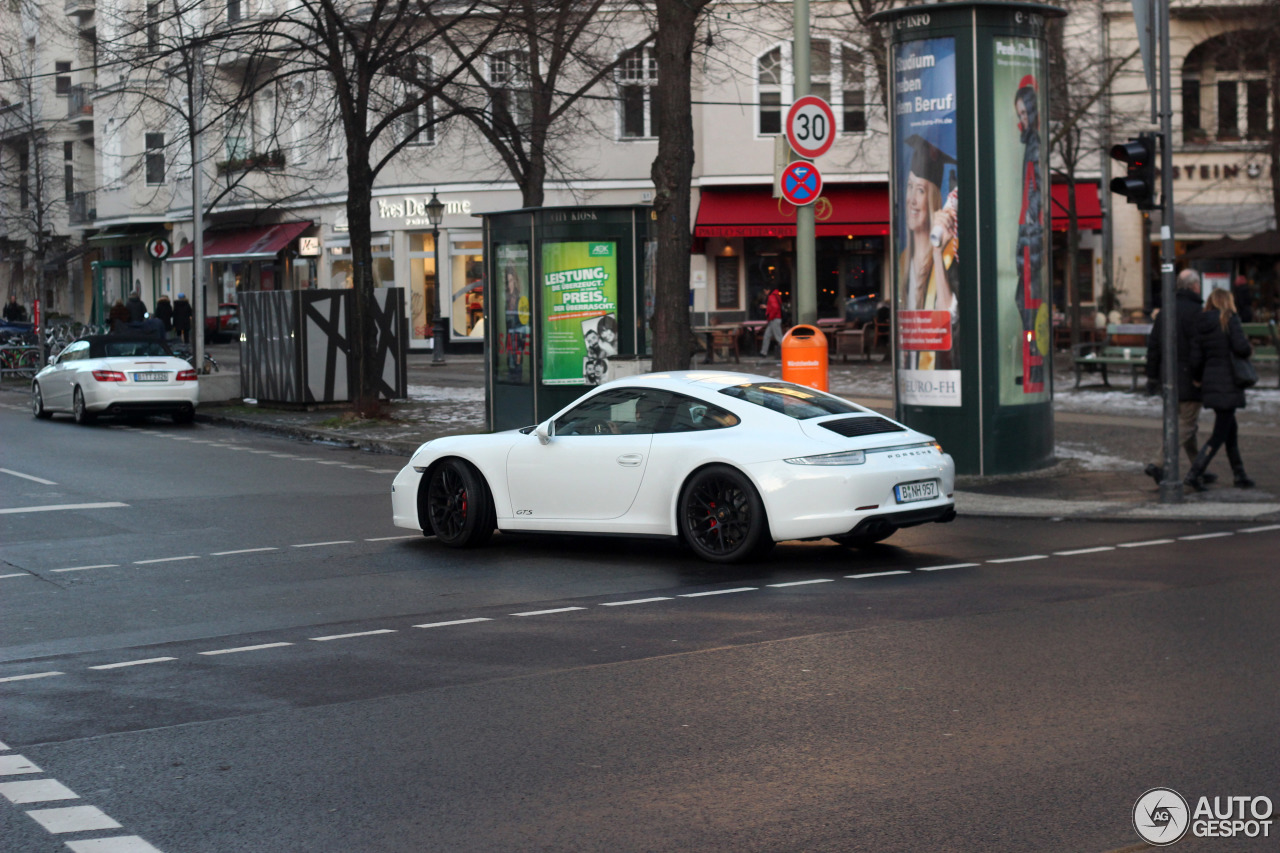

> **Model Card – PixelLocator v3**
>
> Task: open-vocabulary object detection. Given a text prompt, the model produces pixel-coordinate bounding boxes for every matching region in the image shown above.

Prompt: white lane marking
[210,547,277,556]
[679,588,757,597]
[0,778,79,803]
[315,461,346,466]
[0,468,57,485]
[310,629,396,641]
[0,755,40,775]
[1179,532,1234,541]
[600,597,673,607]
[89,658,176,670]
[413,618,493,629]
[198,642,293,656]
[0,502,128,515]
[987,555,1048,564]
[846,570,909,579]
[0,672,63,683]
[51,564,118,573]
[1241,524,1280,533]
[246,450,274,454]
[271,454,301,458]
[767,579,834,587]
[365,535,419,542]
[0,573,30,580]
[133,556,199,565]
[1054,546,1116,556]
[291,540,355,548]
[918,563,979,572]
[66,837,165,853]
[342,465,372,470]
[371,469,401,474]
[26,804,122,834]
[1118,539,1176,548]
[511,607,588,616]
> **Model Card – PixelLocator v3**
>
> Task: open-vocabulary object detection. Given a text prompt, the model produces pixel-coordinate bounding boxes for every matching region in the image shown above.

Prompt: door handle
[617,453,644,467]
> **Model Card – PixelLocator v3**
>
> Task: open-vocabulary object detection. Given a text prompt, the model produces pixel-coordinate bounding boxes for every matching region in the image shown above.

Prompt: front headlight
[784,450,866,465]
[931,441,944,454]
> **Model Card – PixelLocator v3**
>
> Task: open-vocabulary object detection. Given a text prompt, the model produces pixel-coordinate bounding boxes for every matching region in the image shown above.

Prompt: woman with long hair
[898,135,958,370]
[1186,288,1254,489]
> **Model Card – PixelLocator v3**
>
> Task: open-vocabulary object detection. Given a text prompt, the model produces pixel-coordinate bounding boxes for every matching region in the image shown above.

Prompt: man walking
[1145,269,1214,485]
[759,286,784,358]
[3,295,27,323]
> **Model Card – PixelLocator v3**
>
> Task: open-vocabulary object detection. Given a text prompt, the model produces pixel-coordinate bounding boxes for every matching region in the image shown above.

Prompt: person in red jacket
[760,286,783,358]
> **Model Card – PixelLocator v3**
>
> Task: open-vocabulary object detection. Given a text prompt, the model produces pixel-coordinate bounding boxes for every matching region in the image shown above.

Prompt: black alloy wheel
[678,465,773,563]
[425,459,495,548]
[72,386,95,425]
[32,383,51,419]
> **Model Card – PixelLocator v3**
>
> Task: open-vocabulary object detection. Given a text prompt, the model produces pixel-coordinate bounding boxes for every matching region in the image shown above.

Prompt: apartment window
[55,61,72,96]
[617,46,658,139]
[64,141,74,202]
[402,57,435,145]
[757,41,867,137]
[228,0,241,23]
[146,133,165,184]
[1183,33,1270,144]
[1183,76,1203,142]
[490,51,531,139]
[146,3,160,51]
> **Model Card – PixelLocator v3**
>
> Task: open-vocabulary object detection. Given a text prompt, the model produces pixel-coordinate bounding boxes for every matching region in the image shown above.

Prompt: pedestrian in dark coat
[1143,270,1210,485]
[107,298,131,333]
[154,294,173,335]
[172,293,193,343]
[126,290,148,323]
[1186,288,1254,490]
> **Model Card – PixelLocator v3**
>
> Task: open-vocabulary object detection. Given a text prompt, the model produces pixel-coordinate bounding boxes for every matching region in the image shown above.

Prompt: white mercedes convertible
[392,371,956,563]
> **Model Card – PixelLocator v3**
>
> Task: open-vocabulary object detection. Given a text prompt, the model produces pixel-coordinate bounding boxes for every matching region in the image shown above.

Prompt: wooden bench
[834,323,873,362]
[1072,323,1152,389]
[1241,320,1280,388]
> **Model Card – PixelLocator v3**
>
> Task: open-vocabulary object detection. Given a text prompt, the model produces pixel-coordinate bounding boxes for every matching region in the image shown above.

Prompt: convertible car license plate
[133,371,167,382]
[895,480,940,503]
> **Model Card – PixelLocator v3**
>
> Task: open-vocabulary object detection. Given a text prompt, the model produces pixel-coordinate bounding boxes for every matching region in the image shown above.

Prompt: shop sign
[375,195,472,227]
[299,237,321,256]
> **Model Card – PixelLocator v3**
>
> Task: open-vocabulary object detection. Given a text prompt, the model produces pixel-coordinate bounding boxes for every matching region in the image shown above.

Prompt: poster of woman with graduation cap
[893,36,961,407]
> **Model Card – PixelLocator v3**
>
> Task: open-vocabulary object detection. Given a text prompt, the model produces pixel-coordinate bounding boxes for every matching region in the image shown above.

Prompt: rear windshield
[94,340,172,358]
[718,382,862,420]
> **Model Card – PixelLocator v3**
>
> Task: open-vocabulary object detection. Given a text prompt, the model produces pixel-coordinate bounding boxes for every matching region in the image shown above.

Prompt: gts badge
[516,509,533,515]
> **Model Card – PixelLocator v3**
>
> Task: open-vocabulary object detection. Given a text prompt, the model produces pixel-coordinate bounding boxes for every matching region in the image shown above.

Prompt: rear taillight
[91,370,126,382]
[176,369,198,381]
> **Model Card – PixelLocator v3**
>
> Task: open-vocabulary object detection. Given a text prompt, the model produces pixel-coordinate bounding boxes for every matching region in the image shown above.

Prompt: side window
[665,393,740,433]
[61,341,89,362]
[555,389,676,436]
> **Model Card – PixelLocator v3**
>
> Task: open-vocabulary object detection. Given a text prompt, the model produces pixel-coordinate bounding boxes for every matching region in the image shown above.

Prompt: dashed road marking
[512,607,588,616]
[26,804,122,834]
[365,535,418,542]
[52,564,118,573]
[291,540,355,548]
[1241,524,1280,533]
[210,547,277,556]
[0,778,79,803]
[1118,539,1176,548]
[66,836,166,852]
[679,588,757,597]
[0,754,40,775]
[600,597,673,607]
[133,556,199,565]
[767,579,834,587]
[847,570,910,578]
[198,642,293,656]
[0,468,57,485]
[0,502,128,515]
[987,555,1048,564]
[918,562,979,572]
[89,658,176,670]
[310,629,396,642]
[1054,546,1115,556]
[1179,532,1234,541]
[413,618,493,628]
[0,672,63,683]
[0,573,29,580]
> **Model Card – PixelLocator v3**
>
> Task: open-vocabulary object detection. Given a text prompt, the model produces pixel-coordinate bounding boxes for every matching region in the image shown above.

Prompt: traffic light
[1110,133,1157,210]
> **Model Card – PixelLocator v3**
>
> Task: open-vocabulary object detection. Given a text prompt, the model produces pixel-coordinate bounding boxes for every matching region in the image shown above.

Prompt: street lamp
[426,190,447,365]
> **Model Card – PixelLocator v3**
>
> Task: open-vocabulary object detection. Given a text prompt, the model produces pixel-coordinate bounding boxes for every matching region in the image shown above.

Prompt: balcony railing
[68,85,94,121]
[69,191,96,225]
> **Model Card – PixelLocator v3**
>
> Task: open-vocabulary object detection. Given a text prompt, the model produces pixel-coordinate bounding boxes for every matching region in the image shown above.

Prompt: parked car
[205,303,240,343]
[391,371,956,563]
[31,335,199,424]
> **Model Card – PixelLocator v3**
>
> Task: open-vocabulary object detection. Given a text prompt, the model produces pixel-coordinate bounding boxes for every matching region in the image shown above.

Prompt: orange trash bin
[780,325,829,391]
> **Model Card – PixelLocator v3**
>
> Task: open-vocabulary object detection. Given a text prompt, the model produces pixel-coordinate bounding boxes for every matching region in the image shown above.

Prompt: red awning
[1050,182,1102,232]
[695,185,890,238]
[170,221,312,261]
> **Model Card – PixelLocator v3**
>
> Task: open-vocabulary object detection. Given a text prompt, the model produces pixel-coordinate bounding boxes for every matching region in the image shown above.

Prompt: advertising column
[893,37,960,408]
[541,241,619,387]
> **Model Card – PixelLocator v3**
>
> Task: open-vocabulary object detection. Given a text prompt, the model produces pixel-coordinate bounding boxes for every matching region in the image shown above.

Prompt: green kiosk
[874,2,1063,475]
[480,206,652,432]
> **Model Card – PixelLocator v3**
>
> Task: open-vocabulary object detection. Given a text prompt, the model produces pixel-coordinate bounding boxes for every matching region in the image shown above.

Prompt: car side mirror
[535,419,554,445]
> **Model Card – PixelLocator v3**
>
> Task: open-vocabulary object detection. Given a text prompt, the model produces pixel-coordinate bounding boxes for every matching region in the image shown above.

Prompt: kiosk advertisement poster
[540,241,619,386]
[993,35,1051,405]
[494,242,532,385]
[893,36,961,407]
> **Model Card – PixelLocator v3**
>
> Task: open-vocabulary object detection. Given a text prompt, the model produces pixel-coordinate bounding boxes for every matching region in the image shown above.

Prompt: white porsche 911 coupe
[31,335,199,425]
[392,371,956,563]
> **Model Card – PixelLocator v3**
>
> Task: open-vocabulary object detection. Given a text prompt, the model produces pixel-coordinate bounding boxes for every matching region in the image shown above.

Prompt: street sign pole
[793,0,816,327]
[1156,0,1182,503]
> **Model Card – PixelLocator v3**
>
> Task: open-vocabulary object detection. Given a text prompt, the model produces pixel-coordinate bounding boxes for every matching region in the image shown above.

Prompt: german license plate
[895,480,940,503]
[133,371,167,382]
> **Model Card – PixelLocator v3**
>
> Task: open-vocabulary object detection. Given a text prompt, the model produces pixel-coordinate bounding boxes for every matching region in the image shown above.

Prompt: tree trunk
[345,150,382,418]
[649,0,705,371]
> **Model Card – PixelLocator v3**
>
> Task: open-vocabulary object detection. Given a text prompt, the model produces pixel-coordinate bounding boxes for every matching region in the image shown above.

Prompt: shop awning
[695,185,890,238]
[88,224,164,246]
[170,221,312,262]
[1050,182,1102,232]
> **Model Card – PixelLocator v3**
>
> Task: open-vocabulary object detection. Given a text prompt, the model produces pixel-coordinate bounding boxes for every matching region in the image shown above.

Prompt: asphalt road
[1,401,1277,852]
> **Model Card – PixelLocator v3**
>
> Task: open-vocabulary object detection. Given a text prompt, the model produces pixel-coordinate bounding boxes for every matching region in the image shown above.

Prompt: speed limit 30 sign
[786,95,836,160]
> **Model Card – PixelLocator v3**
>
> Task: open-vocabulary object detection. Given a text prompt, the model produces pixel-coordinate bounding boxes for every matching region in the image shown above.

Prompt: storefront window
[451,239,484,338]
[408,232,437,343]
[330,247,352,289]
[492,241,531,384]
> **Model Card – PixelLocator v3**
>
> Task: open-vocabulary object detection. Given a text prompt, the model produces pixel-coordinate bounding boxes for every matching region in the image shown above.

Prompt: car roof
[603,370,782,392]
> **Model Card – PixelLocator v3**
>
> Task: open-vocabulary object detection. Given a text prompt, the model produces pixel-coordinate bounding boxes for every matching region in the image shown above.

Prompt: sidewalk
[10,342,1280,523]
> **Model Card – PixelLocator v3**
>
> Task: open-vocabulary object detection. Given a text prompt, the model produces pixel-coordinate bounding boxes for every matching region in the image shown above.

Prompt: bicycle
[171,343,219,373]
[0,345,40,381]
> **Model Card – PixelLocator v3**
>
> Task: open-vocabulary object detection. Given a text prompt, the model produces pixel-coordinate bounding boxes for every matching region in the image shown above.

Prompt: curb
[193,410,423,457]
